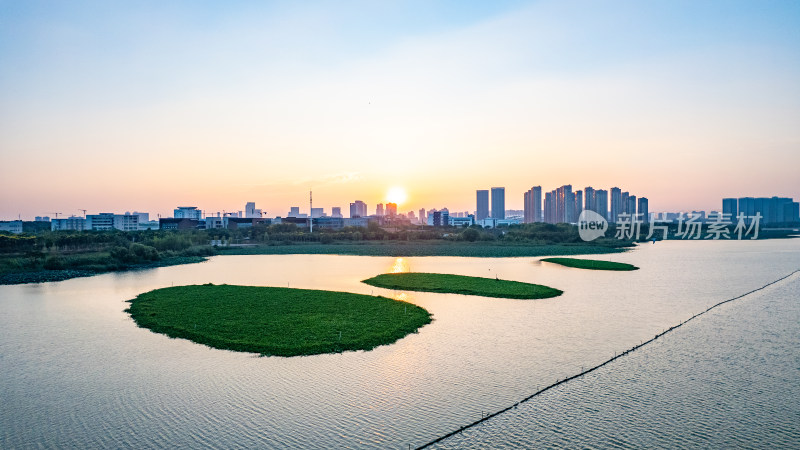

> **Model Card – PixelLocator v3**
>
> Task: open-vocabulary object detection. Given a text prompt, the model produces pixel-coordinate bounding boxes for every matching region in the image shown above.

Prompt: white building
[245,202,263,218]
[128,211,150,222]
[174,206,202,220]
[87,213,139,231]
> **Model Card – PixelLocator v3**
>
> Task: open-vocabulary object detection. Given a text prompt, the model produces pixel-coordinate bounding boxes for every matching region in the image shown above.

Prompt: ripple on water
[432,275,800,449]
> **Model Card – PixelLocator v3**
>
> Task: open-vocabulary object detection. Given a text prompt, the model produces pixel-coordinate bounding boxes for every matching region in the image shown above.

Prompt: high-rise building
[731,196,798,224]
[621,191,630,215]
[554,185,573,223]
[288,207,301,217]
[638,197,649,223]
[524,190,531,223]
[331,207,343,218]
[738,197,755,218]
[476,190,489,221]
[784,201,800,223]
[574,190,583,222]
[386,203,397,216]
[349,200,367,218]
[596,189,609,220]
[491,187,505,219]
[376,203,384,216]
[523,186,542,223]
[626,195,637,218]
[544,191,554,223]
[722,198,737,218]
[311,208,325,218]
[610,187,622,223]
[584,187,595,213]
[419,208,427,225]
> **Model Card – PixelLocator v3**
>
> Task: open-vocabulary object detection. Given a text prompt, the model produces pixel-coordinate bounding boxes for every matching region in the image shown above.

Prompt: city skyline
[2,1,799,218]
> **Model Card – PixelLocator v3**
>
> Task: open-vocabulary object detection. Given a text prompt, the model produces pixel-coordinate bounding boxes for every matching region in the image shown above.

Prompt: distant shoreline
[215,241,630,258]
[0,256,208,286]
[0,242,628,285]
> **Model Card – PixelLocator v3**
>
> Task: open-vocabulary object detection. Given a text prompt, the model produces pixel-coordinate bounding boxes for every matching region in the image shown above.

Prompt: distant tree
[461,228,480,242]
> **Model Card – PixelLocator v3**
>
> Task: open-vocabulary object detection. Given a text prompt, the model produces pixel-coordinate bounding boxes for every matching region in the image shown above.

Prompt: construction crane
[78,209,87,218]
[50,212,62,219]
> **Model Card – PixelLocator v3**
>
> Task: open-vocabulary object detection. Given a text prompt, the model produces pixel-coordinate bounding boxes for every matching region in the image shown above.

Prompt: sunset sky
[2,0,798,219]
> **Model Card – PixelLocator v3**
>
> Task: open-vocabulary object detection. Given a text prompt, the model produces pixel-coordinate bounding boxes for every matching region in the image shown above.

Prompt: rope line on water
[415,269,800,449]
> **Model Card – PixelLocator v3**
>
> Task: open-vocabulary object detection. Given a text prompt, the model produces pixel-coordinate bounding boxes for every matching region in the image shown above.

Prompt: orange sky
[1,1,798,219]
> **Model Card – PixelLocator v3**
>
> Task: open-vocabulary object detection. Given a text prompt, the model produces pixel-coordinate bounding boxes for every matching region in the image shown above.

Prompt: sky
[1,0,799,219]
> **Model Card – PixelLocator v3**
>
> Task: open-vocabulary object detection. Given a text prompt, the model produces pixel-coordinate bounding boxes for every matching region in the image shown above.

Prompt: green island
[541,257,639,271]
[126,284,432,357]
[362,272,563,299]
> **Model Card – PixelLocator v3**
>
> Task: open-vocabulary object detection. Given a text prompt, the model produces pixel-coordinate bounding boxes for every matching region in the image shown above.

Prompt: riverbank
[0,240,630,285]
[126,284,432,357]
[0,256,208,285]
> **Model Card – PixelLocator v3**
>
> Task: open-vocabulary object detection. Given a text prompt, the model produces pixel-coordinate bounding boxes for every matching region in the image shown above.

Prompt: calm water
[433,273,800,448]
[1,240,799,448]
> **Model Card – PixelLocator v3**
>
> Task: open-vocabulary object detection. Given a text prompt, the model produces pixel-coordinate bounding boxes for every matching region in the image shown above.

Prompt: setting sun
[386,187,408,206]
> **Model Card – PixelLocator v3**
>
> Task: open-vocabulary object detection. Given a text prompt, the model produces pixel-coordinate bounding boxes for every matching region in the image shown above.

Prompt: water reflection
[393,292,413,302]
[390,257,411,273]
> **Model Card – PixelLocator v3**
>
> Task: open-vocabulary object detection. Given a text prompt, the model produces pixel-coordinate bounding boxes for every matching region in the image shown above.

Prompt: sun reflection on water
[389,258,410,274]
[393,292,410,302]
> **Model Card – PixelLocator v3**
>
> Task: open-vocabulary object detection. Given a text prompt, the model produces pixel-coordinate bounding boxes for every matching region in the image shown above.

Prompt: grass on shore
[126,284,432,357]
[541,257,639,271]
[0,255,208,285]
[362,272,563,299]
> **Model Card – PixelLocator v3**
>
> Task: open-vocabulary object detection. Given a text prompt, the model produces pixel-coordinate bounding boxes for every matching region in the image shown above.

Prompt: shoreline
[0,242,630,286]
[0,256,209,286]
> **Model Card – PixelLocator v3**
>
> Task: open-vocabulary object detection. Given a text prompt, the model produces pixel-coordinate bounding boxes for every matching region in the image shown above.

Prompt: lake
[2,239,799,448]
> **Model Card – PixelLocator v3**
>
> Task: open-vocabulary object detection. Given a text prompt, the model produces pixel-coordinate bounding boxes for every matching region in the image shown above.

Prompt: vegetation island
[541,257,639,271]
[126,284,432,357]
[362,272,563,299]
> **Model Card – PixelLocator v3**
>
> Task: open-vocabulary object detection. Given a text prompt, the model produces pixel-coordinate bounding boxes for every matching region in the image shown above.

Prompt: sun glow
[386,187,408,206]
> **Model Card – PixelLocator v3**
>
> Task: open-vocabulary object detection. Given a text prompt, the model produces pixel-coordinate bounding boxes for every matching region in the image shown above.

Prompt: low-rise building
[159,218,201,230]
[479,218,520,228]
[225,217,269,229]
[174,206,202,220]
[51,216,88,231]
[87,213,139,231]
[0,221,24,234]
